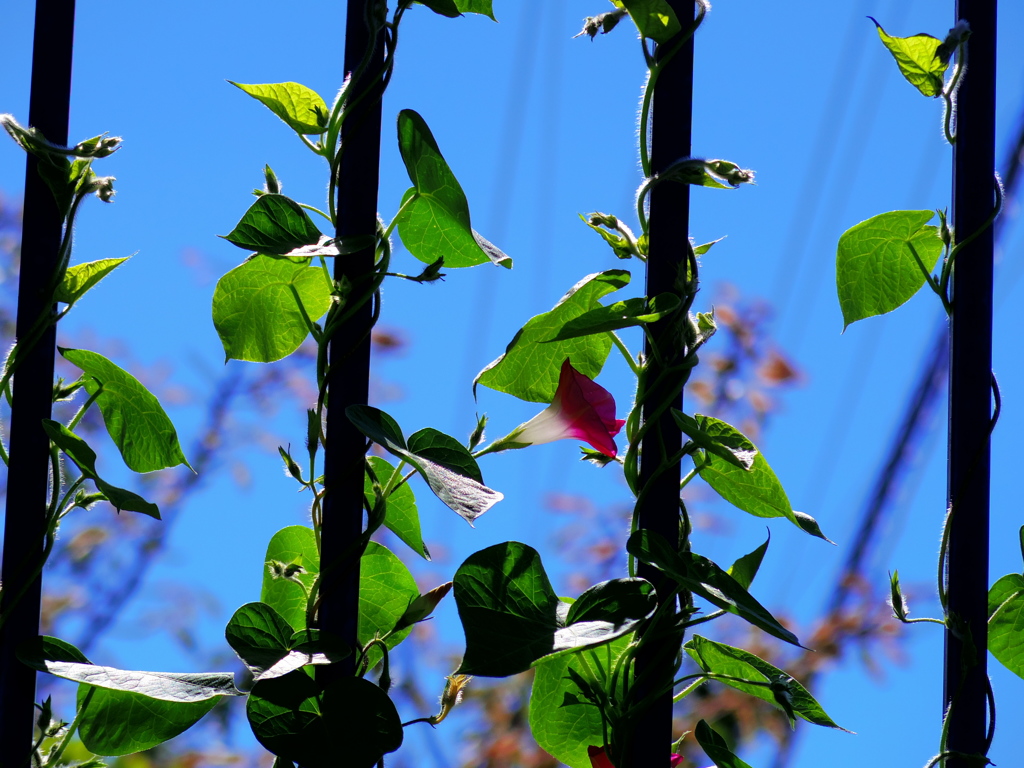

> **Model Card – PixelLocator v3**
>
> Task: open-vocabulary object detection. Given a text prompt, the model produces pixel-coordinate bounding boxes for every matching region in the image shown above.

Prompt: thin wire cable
[453,0,539,431]
[770,0,878,331]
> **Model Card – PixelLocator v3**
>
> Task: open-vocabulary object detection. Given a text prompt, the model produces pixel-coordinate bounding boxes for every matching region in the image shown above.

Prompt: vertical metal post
[318,0,384,680]
[0,1,76,763]
[946,0,996,764]
[630,2,694,765]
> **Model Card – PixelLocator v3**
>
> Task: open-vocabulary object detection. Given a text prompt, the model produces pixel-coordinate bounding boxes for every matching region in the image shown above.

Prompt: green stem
[45,686,95,767]
[299,202,333,223]
[382,192,419,243]
[681,608,725,629]
[943,40,968,146]
[65,380,103,432]
[672,675,706,703]
[906,241,951,316]
[608,331,640,375]
[940,176,1004,300]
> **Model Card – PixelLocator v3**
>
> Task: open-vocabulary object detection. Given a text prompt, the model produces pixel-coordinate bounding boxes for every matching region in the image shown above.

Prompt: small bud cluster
[574,9,629,40]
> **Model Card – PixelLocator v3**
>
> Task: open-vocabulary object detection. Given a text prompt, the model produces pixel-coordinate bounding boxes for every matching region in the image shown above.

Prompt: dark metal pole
[946,0,996,765]
[0,1,76,763]
[630,2,694,766]
[318,0,384,680]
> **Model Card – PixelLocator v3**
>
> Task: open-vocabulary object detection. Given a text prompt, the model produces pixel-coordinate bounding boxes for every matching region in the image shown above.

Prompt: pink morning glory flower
[587,746,686,768]
[588,746,616,768]
[495,359,625,458]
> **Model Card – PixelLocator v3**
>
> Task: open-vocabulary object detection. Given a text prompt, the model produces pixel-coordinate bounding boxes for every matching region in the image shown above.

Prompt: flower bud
[83,175,116,202]
[268,559,307,586]
[263,164,282,195]
[468,413,488,450]
[393,582,453,632]
[430,673,471,725]
[574,9,628,39]
[278,445,304,483]
[888,569,909,621]
[937,20,971,64]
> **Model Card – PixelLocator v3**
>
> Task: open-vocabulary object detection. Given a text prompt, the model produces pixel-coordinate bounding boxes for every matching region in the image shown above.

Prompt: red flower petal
[588,746,616,768]
[512,360,625,458]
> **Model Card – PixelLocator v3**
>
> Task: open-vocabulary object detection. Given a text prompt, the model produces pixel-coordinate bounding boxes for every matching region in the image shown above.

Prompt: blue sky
[3,1,1024,766]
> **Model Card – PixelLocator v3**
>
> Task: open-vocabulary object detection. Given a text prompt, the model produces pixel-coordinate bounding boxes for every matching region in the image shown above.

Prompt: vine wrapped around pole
[318,0,385,680]
[946,0,996,764]
[0,0,76,763]
[629,1,695,765]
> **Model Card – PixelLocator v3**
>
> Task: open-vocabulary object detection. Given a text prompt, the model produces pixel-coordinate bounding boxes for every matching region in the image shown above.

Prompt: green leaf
[77,685,219,756]
[870,19,948,97]
[545,293,680,342]
[613,0,681,43]
[694,237,726,256]
[261,526,320,631]
[988,573,1024,680]
[453,542,655,676]
[18,635,90,665]
[728,534,769,591]
[229,81,329,135]
[18,639,237,702]
[364,456,429,560]
[395,110,510,268]
[695,421,828,541]
[225,602,300,678]
[222,194,323,254]
[694,719,754,768]
[475,270,630,402]
[347,405,503,525]
[685,635,849,731]
[246,672,325,765]
[836,210,943,330]
[55,257,129,305]
[407,428,484,483]
[41,420,160,518]
[59,348,191,473]
[247,673,402,768]
[226,603,349,682]
[674,412,756,470]
[212,254,332,363]
[359,541,420,666]
[257,529,418,666]
[626,530,800,647]
[415,0,461,16]
[454,0,495,18]
[529,634,633,768]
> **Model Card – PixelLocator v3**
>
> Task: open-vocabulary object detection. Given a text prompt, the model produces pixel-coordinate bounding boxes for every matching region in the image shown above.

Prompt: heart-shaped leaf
[454,542,655,676]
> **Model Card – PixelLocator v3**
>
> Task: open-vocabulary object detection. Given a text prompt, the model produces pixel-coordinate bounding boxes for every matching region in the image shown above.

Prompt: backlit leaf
[475,271,629,403]
[59,348,191,473]
[42,420,160,518]
[988,573,1024,680]
[395,110,509,268]
[836,210,942,330]
[212,254,331,363]
[685,635,849,731]
[613,0,681,43]
[55,257,129,305]
[229,81,329,135]
[530,634,633,768]
[871,19,948,97]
